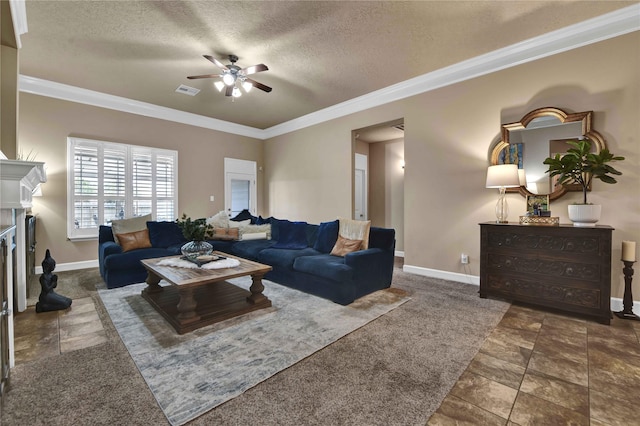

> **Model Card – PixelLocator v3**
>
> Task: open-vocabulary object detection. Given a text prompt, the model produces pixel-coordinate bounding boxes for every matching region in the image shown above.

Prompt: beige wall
[264,32,639,299]
[369,138,404,251]
[16,32,639,299]
[19,94,263,265]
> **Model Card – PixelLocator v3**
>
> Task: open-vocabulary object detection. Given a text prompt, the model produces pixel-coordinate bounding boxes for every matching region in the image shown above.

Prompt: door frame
[224,158,257,217]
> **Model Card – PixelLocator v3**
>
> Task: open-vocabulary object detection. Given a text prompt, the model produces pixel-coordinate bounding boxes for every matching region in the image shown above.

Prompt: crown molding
[19,4,639,141]
[9,0,28,48]
[263,4,640,139]
[18,76,265,139]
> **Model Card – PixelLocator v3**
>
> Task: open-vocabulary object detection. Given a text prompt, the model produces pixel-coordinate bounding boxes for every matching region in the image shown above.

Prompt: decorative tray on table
[181,254,227,267]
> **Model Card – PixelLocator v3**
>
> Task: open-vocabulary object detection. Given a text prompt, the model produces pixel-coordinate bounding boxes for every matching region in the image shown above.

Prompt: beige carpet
[98,278,411,425]
[3,267,509,425]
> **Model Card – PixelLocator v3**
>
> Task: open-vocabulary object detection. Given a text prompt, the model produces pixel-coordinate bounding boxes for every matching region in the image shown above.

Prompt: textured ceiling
[19,1,634,130]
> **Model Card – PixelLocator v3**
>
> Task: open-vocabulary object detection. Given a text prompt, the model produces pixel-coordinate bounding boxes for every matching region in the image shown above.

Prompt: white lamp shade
[518,169,526,186]
[486,164,520,188]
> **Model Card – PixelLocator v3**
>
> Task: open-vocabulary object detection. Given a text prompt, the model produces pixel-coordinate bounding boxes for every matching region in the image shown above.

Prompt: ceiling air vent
[175,84,200,96]
[392,124,405,132]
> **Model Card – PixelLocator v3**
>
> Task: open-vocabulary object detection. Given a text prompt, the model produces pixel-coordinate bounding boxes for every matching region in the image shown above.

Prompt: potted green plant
[543,138,624,226]
[176,214,214,257]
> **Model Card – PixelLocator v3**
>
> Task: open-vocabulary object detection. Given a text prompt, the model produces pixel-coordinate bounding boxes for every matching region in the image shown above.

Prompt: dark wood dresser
[479,222,613,324]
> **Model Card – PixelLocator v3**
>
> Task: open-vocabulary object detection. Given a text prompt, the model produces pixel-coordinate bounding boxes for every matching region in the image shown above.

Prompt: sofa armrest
[100,241,123,257]
[345,248,394,296]
[344,248,386,270]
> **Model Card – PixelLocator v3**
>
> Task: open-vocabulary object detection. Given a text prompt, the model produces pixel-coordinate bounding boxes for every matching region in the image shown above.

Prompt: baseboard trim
[394,251,405,258]
[403,264,640,316]
[35,259,99,275]
[403,264,480,286]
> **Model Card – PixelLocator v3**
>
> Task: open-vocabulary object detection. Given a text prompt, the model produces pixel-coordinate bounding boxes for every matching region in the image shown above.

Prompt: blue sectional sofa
[98,218,395,305]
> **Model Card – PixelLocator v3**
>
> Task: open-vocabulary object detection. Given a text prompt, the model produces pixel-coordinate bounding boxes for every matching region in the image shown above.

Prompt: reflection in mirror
[491,107,606,201]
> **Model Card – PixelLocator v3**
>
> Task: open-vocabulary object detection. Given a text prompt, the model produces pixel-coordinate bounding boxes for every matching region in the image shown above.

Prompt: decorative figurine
[36,249,72,313]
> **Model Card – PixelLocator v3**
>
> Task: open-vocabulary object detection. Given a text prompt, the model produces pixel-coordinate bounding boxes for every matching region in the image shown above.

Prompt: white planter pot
[568,204,602,227]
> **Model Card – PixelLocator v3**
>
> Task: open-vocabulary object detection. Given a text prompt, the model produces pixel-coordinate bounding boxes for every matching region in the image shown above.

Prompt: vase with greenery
[543,138,624,226]
[176,214,214,258]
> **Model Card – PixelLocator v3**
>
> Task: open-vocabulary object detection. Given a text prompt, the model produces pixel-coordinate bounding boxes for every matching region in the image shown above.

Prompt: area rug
[98,278,410,426]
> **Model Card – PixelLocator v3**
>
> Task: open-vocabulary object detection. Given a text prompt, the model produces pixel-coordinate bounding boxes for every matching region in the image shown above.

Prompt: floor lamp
[486,164,520,223]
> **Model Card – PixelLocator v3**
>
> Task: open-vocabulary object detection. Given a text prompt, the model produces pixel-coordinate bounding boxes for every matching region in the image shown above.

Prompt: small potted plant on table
[176,214,214,258]
[543,138,624,227]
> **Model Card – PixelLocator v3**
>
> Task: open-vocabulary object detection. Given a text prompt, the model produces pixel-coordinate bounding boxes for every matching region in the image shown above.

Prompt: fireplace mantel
[0,159,47,209]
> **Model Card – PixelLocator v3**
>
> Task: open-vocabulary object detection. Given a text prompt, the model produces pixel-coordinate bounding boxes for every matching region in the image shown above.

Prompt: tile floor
[13,296,107,364]
[428,304,640,425]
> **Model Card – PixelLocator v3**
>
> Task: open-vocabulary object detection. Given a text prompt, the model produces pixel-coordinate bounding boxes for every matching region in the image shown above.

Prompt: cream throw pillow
[111,213,152,245]
[207,211,230,228]
[338,218,371,249]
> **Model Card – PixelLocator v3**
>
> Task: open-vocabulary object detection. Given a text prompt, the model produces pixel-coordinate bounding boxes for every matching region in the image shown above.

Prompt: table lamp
[486,164,520,223]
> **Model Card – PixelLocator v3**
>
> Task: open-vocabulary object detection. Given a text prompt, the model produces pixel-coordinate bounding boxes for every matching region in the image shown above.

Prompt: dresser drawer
[480,222,613,324]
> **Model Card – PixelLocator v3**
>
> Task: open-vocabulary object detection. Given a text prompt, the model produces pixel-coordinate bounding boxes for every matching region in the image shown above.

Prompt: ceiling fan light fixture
[242,81,253,92]
[214,81,225,92]
[232,86,242,98]
[222,72,236,86]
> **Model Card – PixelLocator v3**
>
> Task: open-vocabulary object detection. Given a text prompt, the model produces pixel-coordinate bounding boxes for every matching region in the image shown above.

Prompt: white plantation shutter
[68,137,178,240]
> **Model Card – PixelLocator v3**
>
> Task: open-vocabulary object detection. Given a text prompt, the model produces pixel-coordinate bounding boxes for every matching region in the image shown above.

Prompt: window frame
[67,137,178,240]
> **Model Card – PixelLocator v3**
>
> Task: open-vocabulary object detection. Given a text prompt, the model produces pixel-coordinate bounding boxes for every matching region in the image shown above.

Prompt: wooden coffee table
[140,252,272,334]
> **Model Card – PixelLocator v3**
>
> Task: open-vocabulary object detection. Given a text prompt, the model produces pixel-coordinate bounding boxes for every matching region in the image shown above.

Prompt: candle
[622,241,636,262]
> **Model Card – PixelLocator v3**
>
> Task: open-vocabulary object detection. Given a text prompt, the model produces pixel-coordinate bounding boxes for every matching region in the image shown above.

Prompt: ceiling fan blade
[225,85,233,97]
[187,74,223,80]
[245,78,272,93]
[241,64,268,75]
[203,54,228,71]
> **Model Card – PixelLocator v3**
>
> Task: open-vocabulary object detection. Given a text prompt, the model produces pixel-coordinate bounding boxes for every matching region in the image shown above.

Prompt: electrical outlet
[461,253,469,264]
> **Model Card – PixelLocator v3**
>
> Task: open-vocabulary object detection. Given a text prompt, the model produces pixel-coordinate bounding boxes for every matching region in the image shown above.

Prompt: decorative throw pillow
[330,235,363,257]
[230,209,257,224]
[314,219,339,253]
[228,219,251,228]
[146,221,186,248]
[338,218,371,249]
[239,224,271,240]
[271,220,308,249]
[210,227,240,240]
[117,229,152,252]
[255,216,272,225]
[207,211,230,229]
[111,213,152,245]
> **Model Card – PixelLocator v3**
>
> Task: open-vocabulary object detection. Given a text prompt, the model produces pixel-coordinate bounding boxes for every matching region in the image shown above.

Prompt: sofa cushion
[104,247,173,271]
[258,247,318,269]
[232,239,275,260]
[330,235,363,257]
[293,254,354,283]
[313,220,339,253]
[111,214,152,245]
[118,229,153,252]
[271,220,308,249]
[147,221,186,248]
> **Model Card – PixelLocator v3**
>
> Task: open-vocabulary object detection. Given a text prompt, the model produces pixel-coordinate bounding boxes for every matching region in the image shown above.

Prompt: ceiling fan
[187,54,272,98]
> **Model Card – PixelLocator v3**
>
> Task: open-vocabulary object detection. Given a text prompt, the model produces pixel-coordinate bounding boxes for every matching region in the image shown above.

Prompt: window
[67,137,178,240]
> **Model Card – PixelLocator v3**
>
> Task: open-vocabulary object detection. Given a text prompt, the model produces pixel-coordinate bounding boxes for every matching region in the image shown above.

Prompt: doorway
[355,153,368,220]
[224,158,257,218]
[353,120,404,254]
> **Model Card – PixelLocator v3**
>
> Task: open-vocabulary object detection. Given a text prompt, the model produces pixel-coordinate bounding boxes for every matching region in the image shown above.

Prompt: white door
[355,153,368,220]
[224,158,257,218]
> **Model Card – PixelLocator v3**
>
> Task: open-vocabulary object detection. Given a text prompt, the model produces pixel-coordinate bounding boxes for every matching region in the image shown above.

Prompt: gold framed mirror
[491,107,606,201]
